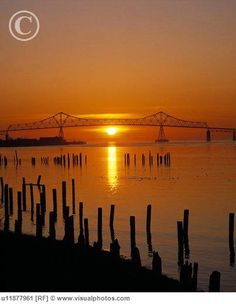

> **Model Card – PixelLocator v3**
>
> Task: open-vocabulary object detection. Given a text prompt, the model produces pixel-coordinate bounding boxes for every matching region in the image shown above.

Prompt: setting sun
[106,127,117,136]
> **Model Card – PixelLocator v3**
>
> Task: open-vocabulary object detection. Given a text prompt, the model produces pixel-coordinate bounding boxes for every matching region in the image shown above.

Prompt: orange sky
[0,0,236,141]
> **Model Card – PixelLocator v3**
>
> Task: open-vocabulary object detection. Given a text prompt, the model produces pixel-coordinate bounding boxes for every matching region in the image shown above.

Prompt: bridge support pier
[156,125,168,143]
[233,130,236,141]
[206,130,211,142]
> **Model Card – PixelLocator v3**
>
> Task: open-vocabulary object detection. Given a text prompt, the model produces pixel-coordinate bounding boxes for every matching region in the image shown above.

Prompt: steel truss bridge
[0,111,235,142]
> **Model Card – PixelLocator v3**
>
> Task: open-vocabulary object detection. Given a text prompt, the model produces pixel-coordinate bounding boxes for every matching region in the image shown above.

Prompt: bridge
[0,111,235,142]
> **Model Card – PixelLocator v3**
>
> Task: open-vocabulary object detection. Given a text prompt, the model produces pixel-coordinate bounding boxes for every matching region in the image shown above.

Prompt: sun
[106,127,117,136]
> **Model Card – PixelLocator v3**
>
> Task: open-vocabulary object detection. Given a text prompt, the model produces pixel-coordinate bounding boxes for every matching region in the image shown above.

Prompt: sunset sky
[0,0,236,141]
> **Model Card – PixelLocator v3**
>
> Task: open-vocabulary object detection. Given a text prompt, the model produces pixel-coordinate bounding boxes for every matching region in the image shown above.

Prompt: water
[0,141,236,291]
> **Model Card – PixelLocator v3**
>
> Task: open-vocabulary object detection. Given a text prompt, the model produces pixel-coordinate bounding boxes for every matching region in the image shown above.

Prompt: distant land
[0,136,86,147]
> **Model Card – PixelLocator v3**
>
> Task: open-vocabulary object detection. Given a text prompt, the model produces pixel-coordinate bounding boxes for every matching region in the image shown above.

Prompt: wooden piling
[62,181,66,219]
[52,188,57,221]
[97,207,103,248]
[110,239,120,258]
[0,177,4,203]
[110,204,115,228]
[17,191,22,221]
[209,271,220,292]
[79,202,83,233]
[177,221,184,266]
[9,187,13,215]
[84,218,89,247]
[64,215,74,244]
[22,177,26,211]
[229,213,235,264]
[192,262,198,291]
[183,209,190,258]
[4,184,9,218]
[30,183,34,221]
[49,211,56,240]
[72,178,75,214]
[152,251,162,276]
[146,204,152,234]
[130,216,136,251]
[110,204,115,242]
[4,184,9,232]
[15,219,22,234]
[78,202,85,245]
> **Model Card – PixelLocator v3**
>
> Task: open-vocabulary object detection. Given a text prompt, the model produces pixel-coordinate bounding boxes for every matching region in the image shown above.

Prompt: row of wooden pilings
[0,153,87,167]
[124,152,171,167]
[0,151,22,167]
[0,155,8,167]
[0,177,234,291]
[53,153,87,167]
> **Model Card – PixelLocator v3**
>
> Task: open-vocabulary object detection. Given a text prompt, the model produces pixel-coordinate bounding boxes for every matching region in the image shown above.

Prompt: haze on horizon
[0,0,236,140]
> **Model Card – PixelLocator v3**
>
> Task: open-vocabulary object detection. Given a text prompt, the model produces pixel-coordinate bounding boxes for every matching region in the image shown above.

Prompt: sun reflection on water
[107,146,118,192]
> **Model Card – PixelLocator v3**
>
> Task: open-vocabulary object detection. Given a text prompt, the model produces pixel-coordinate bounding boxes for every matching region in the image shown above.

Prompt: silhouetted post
[40,189,46,226]
[130,216,136,251]
[233,130,236,141]
[177,221,184,265]
[134,154,136,166]
[37,175,41,190]
[78,202,85,245]
[64,215,74,244]
[9,187,13,215]
[72,178,75,214]
[4,184,9,231]
[152,251,162,276]
[30,183,34,221]
[131,246,141,267]
[79,153,82,167]
[15,219,22,234]
[180,261,192,290]
[52,188,57,221]
[146,204,152,234]
[110,239,120,258]
[229,213,235,265]
[84,218,89,247]
[160,155,163,165]
[183,209,190,258]
[142,154,145,166]
[62,181,66,219]
[0,177,4,203]
[192,262,198,291]
[17,191,22,222]
[97,207,103,248]
[22,177,26,211]
[207,129,211,142]
[4,184,9,218]
[126,153,130,166]
[110,204,115,242]
[146,204,152,252]
[209,271,220,291]
[49,211,56,240]
[64,206,70,220]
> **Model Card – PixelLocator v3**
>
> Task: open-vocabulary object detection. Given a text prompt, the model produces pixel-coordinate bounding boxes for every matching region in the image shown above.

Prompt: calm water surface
[0,141,235,291]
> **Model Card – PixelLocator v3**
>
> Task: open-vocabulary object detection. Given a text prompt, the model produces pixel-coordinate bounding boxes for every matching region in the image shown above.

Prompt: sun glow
[106,127,117,136]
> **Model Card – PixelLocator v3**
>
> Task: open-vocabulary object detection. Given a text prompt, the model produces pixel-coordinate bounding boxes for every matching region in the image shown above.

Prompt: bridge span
[0,111,235,142]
